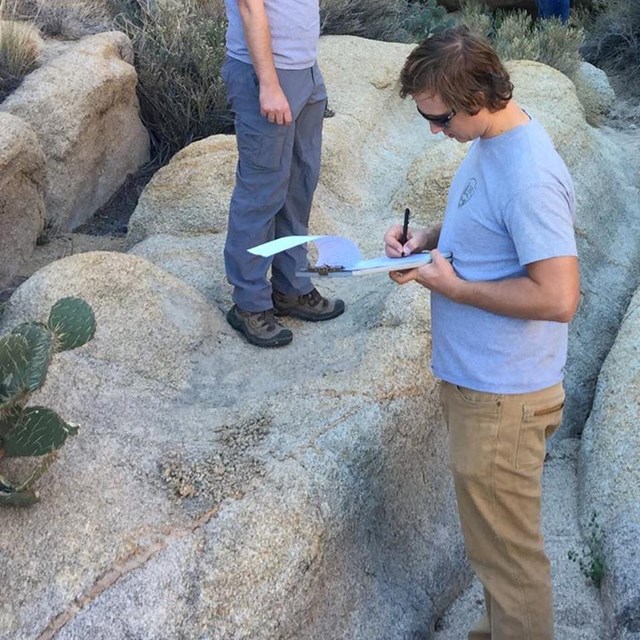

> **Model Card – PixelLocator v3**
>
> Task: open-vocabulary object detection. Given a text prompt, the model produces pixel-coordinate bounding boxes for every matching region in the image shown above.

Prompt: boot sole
[227,309,293,347]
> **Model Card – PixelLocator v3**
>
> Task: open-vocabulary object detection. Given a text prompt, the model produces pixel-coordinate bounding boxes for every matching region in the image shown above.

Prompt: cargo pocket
[236,123,288,172]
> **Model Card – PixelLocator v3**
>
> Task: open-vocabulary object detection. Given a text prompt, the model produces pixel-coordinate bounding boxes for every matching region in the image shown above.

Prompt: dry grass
[116,0,229,160]
[7,0,112,39]
[582,0,640,91]
[0,0,41,101]
[319,0,407,41]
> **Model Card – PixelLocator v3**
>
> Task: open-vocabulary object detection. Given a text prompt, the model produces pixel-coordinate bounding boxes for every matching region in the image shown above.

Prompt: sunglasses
[416,106,456,128]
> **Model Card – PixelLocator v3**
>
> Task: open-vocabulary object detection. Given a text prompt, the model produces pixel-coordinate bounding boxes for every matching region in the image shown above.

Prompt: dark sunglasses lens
[417,107,453,127]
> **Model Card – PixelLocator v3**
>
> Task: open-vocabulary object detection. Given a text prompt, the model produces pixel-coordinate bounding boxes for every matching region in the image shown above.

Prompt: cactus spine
[0,297,96,506]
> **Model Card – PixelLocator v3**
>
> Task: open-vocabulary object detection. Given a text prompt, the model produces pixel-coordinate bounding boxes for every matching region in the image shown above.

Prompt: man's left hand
[390,249,460,298]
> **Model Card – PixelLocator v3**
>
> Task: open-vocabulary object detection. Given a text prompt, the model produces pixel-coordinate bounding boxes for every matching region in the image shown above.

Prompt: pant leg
[441,382,565,640]
[537,0,570,22]
[271,63,327,295]
[223,57,296,312]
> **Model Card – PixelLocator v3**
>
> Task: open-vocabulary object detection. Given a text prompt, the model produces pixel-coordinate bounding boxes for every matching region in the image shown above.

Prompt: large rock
[1,252,221,389]
[579,287,640,639]
[573,61,616,124]
[0,31,150,231]
[128,37,467,249]
[0,113,45,287]
[126,136,238,245]
[0,247,466,639]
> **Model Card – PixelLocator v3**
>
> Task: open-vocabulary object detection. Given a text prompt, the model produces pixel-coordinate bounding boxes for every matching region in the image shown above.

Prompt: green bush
[567,511,606,588]
[402,0,455,42]
[115,0,229,160]
[0,8,40,101]
[494,10,540,62]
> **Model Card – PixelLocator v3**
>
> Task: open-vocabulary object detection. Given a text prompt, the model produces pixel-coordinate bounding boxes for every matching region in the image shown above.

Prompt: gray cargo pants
[222,56,327,312]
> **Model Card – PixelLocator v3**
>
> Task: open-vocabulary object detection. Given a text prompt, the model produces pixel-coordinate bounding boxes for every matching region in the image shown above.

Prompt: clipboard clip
[300,264,346,276]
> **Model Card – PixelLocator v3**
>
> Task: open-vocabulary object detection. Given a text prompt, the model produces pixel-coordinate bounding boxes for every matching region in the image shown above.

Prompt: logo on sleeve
[458,178,477,208]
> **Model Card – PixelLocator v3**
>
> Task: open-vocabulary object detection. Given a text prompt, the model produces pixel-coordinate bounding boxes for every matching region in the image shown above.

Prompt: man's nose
[429,122,444,135]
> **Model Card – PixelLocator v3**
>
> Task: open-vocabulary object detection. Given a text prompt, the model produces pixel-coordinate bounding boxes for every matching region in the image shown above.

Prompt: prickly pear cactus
[0,297,95,506]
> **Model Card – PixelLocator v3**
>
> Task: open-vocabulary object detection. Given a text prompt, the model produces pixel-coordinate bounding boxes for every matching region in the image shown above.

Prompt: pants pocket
[443,383,502,479]
[236,126,289,171]
[517,390,565,470]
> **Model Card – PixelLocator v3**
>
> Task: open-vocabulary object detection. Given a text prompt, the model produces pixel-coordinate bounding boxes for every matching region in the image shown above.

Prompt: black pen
[400,207,410,256]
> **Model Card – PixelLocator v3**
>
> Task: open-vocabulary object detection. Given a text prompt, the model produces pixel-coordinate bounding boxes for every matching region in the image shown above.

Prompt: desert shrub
[402,0,455,42]
[537,17,583,78]
[494,11,583,79]
[116,0,229,160]
[319,0,407,42]
[494,10,540,61]
[456,2,583,81]
[582,0,640,88]
[458,0,493,39]
[0,8,40,101]
[7,0,112,39]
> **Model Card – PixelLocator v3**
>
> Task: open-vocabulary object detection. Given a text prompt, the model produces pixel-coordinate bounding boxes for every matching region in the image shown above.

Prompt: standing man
[384,27,580,639]
[222,0,344,348]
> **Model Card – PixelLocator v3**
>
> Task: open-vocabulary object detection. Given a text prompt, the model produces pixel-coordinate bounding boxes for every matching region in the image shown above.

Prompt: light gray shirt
[224,0,320,70]
[431,118,578,394]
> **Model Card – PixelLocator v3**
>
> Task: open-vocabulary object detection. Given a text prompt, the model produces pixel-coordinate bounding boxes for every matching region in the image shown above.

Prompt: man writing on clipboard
[384,27,580,640]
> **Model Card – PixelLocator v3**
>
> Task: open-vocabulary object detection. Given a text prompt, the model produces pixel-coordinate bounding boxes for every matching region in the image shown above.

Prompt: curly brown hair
[399,26,513,115]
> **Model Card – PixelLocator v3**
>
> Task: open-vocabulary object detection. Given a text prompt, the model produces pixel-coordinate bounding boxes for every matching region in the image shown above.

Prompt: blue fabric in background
[537,0,570,22]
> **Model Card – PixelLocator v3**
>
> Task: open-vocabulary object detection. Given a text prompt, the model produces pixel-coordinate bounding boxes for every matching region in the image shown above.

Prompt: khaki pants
[440,381,565,640]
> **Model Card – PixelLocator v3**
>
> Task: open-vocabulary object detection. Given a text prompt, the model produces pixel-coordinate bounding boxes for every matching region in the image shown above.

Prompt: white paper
[248,235,362,267]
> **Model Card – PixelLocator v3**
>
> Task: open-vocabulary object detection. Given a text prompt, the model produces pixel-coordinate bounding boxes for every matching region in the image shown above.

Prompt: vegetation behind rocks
[1,0,637,162]
[581,0,640,92]
[0,1,41,101]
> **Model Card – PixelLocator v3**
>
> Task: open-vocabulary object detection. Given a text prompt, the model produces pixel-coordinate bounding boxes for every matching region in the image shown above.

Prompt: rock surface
[0,113,45,288]
[579,286,640,639]
[0,31,150,231]
[574,61,617,124]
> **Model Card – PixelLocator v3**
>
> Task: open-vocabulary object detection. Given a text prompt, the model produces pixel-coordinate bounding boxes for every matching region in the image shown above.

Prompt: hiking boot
[272,287,345,322]
[226,305,293,348]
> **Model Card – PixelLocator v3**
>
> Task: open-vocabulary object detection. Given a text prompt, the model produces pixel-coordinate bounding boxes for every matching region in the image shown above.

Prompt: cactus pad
[3,407,79,458]
[0,487,39,506]
[11,323,54,394]
[0,334,30,403]
[48,297,96,352]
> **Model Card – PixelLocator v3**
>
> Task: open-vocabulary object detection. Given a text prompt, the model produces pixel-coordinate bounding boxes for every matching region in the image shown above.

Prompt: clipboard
[247,235,452,277]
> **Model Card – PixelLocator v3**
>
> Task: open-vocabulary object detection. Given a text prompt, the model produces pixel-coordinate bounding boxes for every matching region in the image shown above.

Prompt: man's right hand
[259,83,292,125]
[384,225,430,258]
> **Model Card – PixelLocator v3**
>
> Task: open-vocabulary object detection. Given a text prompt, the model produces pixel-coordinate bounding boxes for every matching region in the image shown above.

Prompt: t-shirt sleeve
[503,183,578,266]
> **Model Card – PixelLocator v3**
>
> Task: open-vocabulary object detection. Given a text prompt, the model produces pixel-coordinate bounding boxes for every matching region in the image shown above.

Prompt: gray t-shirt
[225,0,319,70]
[431,117,577,394]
